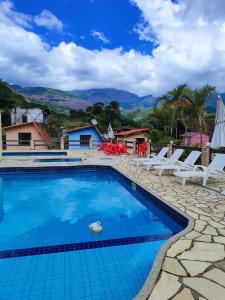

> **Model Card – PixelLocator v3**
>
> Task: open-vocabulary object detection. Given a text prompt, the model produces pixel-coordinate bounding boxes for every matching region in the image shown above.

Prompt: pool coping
[0,163,194,300]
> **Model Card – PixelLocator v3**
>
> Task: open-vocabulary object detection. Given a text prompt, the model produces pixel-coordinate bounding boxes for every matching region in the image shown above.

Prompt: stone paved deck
[115,157,225,300]
[1,151,225,300]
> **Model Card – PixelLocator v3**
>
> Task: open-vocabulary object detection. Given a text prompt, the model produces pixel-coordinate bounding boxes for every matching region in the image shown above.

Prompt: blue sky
[13,0,153,54]
[1,0,225,95]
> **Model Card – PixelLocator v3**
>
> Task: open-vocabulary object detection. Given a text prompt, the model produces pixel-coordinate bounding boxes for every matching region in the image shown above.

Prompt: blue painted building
[67,125,104,150]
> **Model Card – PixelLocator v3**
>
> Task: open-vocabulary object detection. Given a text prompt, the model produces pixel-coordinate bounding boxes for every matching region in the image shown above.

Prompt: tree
[177,85,216,145]
[155,84,187,137]
[105,101,120,123]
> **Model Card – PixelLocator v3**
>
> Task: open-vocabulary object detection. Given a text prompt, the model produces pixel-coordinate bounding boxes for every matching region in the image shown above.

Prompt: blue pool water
[2,151,67,157]
[34,158,82,163]
[0,168,185,300]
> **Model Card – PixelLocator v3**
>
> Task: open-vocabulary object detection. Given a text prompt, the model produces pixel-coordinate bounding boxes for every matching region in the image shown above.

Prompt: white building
[11,107,48,125]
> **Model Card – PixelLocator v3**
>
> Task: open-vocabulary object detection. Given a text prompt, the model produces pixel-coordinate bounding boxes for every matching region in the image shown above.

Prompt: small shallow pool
[2,151,67,157]
[0,166,187,300]
[34,158,82,163]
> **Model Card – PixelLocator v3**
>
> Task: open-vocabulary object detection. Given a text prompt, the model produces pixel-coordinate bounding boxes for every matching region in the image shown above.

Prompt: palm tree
[155,84,187,138]
[177,85,216,145]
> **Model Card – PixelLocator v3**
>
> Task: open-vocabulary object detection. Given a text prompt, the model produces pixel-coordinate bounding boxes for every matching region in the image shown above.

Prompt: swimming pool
[34,158,82,163]
[2,151,67,157]
[0,166,187,299]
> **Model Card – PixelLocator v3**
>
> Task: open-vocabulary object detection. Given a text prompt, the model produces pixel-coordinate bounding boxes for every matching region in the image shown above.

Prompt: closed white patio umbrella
[210,95,225,149]
[107,123,114,141]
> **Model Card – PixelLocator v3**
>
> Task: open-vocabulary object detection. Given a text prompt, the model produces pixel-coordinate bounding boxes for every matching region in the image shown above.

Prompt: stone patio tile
[208,220,225,229]
[195,235,212,242]
[178,242,225,262]
[162,257,187,276]
[216,204,225,212]
[218,228,225,236]
[185,231,201,240]
[196,204,208,208]
[214,261,225,272]
[148,272,181,300]
[213,236,225,244]
[202,226,218,236]
[172,288,194,300]
[183,277,225,300]
[180,260,211,276]
[200,215,212,221]
[167,240,192,258]
[186,206,211,216]
[204,268,225,287]
[186,210,199,219]
[194,220,207,232]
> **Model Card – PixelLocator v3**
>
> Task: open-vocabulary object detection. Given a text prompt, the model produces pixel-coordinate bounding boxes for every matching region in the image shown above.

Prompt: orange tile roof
[115,128,150,136]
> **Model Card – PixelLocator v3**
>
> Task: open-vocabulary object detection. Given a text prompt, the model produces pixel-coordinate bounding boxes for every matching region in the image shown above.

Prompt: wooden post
[30,140,35,150]
[89,138,93,150]
[167,143,173,158]
[147,141,151,156]
[201,145,210,166]
[60,137,65,150]
[133,139,137,155]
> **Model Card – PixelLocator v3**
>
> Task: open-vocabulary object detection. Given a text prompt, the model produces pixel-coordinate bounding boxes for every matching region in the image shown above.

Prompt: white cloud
[131,0,225,94]
[0,1,153,95]
[34,9,63,31]
[1,0,225,96]
[91,30,110,44]
[0,0,32,28]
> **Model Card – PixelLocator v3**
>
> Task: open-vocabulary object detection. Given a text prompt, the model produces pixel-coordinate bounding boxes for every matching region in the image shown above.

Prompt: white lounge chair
[174,153,225,186]
[132,146,169,166]
[154,150,201,176]
[143,149,184,171]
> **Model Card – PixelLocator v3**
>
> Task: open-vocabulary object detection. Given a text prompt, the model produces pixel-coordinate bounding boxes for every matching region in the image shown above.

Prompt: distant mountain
[12,86,155,111]
[70,88,154,109]
[13,86,90,111]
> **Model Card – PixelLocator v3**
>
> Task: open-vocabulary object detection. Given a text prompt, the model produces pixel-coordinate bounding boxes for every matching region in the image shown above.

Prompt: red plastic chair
[138,141,148,157]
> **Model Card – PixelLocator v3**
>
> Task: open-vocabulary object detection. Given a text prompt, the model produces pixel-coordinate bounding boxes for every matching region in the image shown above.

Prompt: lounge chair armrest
[193,165,206,172]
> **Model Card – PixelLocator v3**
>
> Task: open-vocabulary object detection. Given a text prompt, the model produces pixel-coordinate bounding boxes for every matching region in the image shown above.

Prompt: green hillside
[14,86,75,98]
[0,80,38,126]
[0,80,34,109]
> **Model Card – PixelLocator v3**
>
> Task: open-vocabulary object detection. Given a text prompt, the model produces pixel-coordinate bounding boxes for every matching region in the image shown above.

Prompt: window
[80,135,91,146]
[22,115,27,123]
[18,132,31,146]
[136,138,145,145]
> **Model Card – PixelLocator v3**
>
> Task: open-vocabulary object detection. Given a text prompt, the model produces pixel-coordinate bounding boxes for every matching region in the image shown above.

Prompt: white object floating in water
[89,221,103,234]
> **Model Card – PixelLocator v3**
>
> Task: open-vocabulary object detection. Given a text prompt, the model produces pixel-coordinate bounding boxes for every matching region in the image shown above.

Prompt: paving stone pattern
[115,156,225,300]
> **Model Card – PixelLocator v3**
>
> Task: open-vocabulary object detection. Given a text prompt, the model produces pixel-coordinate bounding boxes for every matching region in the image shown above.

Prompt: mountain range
[7,83,225,113]
[11,85,154,111]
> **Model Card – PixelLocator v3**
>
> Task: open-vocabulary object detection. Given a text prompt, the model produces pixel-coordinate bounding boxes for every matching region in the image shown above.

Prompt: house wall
[116,132,148,142]
[68,128,103,150]
[11,108,46,125]
[183,134,209,146]
[5,124,48,150]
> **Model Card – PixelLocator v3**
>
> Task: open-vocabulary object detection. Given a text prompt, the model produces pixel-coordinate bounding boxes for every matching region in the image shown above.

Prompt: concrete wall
[68,128,103,150]
[11,108,46,125]
[183,134,209,146]
[6,124,48,150]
